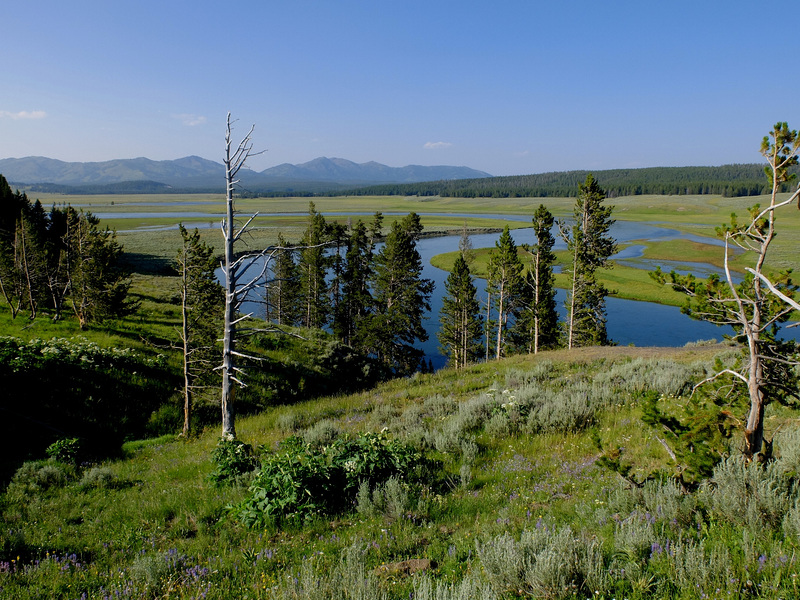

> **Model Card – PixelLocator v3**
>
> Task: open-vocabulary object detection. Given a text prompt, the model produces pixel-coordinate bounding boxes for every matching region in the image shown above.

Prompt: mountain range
[0,156,492,192]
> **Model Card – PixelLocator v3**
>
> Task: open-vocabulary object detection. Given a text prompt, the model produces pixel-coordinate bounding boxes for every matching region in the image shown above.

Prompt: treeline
[261,204,435,376]
[338,164,797,198]
[0,175,133,325]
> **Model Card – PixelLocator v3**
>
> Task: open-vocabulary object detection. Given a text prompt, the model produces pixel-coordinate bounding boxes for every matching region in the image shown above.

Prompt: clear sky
[1,1,797,176]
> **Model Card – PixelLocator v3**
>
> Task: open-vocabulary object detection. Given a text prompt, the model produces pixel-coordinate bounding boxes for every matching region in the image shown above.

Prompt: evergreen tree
[651,123,800,459]
[327,221,348,333]
[297,202,331,329]
[0,179,42,319]
[335,220,374,346]
[438,254,483,369]
[265,233,300,326]
[364,213,434,375]
[561,175,617,348]
[486,225,524,359]
[177,224,223,436]
[64,208,133,328]
[42,204,74,321]
[514,205,559,353]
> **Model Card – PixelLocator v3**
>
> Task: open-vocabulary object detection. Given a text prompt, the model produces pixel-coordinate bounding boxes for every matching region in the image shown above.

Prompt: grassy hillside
[3,345,800,599]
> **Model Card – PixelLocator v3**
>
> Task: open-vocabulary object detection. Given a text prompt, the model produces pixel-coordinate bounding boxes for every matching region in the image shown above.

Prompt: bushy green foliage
[641,385,739,485]
[208,438,259,487]
[6,460,72,498]
[238,329,382,412]
[235,431,425,526]
[0,336,174,477]
[45,437,81,464]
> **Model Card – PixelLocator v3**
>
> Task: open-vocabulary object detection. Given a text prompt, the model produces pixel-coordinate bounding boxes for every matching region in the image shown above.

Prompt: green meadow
[33,190,800,272]
[6,344,800,599]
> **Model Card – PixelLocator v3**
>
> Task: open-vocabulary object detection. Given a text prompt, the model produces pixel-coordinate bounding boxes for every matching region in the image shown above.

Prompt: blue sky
[1,1,796,176]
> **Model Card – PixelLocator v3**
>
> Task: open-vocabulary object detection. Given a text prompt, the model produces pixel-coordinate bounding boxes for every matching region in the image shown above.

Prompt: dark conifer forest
[339,163,797,199]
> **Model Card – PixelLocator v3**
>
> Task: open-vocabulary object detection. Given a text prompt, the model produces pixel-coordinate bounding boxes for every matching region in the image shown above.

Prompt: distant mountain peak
[0,155,492,191]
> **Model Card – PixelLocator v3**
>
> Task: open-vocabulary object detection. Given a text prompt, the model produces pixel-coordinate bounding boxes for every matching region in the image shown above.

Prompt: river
[223,217,798,370]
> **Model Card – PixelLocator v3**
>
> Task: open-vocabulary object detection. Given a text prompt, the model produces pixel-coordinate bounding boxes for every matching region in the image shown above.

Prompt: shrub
[235,431,426,527]
[527,387,597,434]
[612,513,656,565]
[6,460,72,498]
[413,573,499,600]
[701,455,791,530]
[266,542,387,600]
[145,402,182,437]
[129,550,188,598]
[642,478,696,527]
[208,438,259,487]
[665,538,734,597]
[45,437,81,464]
[423,394,457,419]
[594,358,700,399]
[79,466,118,490]
[773,427,800,477]
[476,525,603,599]
[237,441,331,526]
[302,419,341,449]
[275,411,304,433]
[356,476,412,520]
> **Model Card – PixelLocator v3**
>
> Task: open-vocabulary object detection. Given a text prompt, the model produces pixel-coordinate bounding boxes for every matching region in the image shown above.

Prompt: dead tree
[219,113,265,440]
[217,114,329,439]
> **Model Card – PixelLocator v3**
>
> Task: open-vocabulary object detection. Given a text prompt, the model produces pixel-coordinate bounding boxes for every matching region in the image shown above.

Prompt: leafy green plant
[235,431,426,526]
[208,438,259,487]
[45,438,81,464]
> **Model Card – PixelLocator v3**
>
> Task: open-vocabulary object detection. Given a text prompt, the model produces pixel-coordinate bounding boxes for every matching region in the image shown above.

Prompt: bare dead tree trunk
[220,113,258,441]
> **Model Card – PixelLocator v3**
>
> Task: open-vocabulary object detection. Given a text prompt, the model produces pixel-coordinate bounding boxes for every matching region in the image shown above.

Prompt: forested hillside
[341,163,797,198]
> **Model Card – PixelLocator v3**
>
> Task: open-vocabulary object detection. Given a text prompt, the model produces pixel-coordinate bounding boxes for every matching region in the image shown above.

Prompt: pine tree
[297,202,330,329]
[327,221,348,334]
[438,254,483,369]
[364,213,434,375]
[514,205,559,353]
[651,123,800,459]
[63,208,133,329]
[177,224,223,436]
[486,225,524,359]
[0,180,46,319]
[335,220,374,346]
[458,220,475,266]
[561,175,617,348]
[266,233,300,326]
